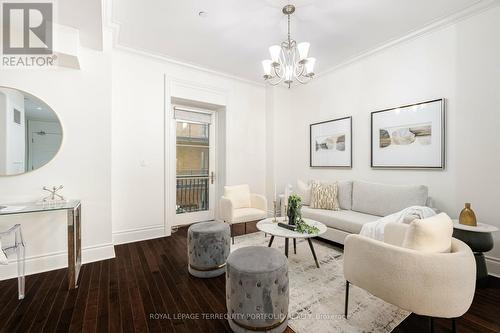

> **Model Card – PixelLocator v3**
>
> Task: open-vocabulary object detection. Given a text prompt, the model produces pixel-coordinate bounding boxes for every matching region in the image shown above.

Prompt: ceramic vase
[459,203,477,226]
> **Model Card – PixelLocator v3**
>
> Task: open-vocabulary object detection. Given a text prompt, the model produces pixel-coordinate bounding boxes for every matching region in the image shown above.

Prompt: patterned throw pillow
[310,182,340,210]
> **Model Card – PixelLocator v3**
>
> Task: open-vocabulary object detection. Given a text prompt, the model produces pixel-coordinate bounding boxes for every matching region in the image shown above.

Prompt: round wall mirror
[0,87,62,176]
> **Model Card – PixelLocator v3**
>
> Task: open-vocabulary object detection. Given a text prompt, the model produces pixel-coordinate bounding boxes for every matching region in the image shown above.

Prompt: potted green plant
[287,194,302,225]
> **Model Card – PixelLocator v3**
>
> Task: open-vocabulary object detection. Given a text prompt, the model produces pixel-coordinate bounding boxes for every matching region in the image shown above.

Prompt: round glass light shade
[269,45,281,63]
[262,60,272,75]
[305,57,316,74]
[297,42,310,60]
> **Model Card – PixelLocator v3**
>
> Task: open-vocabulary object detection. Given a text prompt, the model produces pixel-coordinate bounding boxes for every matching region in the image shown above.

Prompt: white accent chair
[220,184,267,244]
[343,215,476,333]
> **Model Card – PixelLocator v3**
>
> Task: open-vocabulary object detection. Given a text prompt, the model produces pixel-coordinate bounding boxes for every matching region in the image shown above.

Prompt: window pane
[176,121,210,214]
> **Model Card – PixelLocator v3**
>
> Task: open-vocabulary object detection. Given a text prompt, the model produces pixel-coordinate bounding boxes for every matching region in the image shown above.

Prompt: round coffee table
[257,217,327,268]
[452,220,498,286]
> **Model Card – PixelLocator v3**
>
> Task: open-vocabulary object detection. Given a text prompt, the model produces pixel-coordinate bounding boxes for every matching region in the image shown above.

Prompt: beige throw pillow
[310,182,340,211]
[402,213,453,253]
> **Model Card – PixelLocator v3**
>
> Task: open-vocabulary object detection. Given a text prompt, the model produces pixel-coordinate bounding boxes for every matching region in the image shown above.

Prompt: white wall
[271,6,500,275]
[0,44,114,279]
[0,92,6,174]
[111,49,267,244]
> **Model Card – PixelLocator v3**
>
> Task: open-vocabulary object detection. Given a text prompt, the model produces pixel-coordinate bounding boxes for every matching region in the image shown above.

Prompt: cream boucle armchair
[343,220,476,333]
[220,184,267,244]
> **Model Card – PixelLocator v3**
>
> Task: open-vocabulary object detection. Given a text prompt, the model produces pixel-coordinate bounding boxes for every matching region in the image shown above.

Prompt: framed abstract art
[310,116,352,168]
[371,99,445,169]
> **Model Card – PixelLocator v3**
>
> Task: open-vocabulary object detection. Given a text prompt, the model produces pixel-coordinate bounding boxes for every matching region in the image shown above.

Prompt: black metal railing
[176,176,209,214]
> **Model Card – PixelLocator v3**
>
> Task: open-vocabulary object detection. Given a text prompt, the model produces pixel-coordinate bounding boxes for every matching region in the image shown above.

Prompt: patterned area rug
[232,232,410,333]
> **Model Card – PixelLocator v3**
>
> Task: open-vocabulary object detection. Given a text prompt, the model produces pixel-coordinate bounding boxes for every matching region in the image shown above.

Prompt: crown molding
[113,43,265,88]
[315,0,500,80]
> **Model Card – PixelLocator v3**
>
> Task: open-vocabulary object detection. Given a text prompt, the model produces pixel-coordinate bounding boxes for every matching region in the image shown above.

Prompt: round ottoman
[226,246,289,333]
[188,221,230,278]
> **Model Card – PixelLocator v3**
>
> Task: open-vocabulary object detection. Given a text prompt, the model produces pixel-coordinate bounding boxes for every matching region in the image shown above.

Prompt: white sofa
[300,180,430,244]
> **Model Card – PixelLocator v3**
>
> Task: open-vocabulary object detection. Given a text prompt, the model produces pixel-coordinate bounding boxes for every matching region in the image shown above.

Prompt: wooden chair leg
[452,318,457,333]
[244,222,247,235]
[430,317,434,333]
[344,281,349,319]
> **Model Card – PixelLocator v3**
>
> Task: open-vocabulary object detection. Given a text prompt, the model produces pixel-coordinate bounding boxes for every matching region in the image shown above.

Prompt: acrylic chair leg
[15,227,25,300]
[344,281,349,319]
[17,244,25,300]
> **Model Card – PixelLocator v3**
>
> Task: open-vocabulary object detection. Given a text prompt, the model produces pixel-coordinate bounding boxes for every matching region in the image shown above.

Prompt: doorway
[174,107,217,225]
[27,120,63,171]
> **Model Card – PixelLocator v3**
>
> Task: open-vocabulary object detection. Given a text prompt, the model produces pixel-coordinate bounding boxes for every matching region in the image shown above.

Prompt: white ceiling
[112,0,481,82]
[56,0,103,50]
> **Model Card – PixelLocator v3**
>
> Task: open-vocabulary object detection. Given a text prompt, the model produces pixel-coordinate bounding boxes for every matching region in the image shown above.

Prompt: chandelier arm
[267,79,283,86]
[267,74,284,85]
[294,75,312,85]
[294,62,305,78]
[272,64,282,79]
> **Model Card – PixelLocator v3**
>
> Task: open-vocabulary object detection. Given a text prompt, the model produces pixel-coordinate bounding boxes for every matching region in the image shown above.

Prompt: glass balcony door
[174,108,216,225]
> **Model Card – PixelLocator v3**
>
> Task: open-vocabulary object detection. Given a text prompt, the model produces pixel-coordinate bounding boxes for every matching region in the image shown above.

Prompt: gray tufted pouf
[226,246,289,333]
[188,221,231,278]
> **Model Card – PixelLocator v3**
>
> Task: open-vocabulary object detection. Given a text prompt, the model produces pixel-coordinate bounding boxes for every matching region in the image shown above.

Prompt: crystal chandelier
[262,4,316,88]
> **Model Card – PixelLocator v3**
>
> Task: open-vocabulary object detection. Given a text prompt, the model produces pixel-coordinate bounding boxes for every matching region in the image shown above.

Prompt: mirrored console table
[0,200,81,290]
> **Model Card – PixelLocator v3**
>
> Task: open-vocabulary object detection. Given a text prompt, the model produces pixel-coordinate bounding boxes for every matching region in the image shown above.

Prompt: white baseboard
[486,255,500,278]
[0,243,115,281]
[112,224,166,245]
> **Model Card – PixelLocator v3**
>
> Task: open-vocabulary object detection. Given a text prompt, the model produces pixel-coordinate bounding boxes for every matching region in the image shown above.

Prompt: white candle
[274,184,277,201]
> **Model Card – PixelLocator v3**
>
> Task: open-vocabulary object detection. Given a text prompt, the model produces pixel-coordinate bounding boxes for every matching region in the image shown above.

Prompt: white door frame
[174,108,217,226]
[164,76,228,232]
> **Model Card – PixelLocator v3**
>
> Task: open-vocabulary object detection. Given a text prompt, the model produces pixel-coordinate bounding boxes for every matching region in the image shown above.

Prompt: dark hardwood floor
[0,221,499,333]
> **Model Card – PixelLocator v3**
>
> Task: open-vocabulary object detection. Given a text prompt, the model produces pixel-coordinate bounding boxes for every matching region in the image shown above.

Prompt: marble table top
[452,220,498,233]
[257,217,327,239]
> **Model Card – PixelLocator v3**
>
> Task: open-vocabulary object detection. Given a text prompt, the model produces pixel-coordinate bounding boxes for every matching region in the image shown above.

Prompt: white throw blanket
[360,206,436,241]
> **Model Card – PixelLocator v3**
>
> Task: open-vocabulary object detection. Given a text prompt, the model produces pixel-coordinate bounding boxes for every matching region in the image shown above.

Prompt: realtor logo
[2,2,53,55]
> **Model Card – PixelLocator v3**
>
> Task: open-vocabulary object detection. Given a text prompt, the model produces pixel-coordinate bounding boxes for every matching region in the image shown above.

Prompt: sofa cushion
[296,180,311,205]
[351,181,428,217]
[232,208,267,224]
[302,206,378,234]
[402,213,453,253]
[337,181,353,210]
[224,184,251,209]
